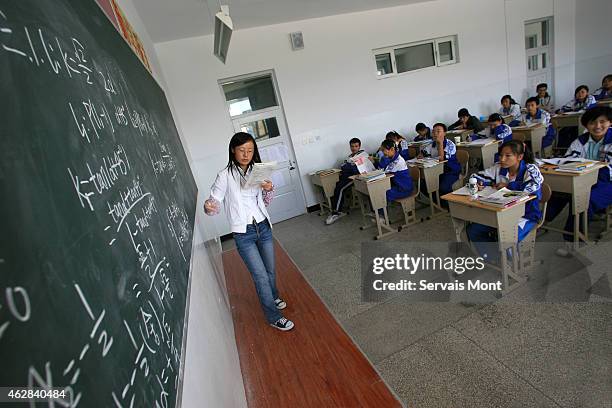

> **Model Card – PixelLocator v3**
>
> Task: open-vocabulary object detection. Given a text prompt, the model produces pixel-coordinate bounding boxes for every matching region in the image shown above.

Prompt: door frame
[217,69,307,217]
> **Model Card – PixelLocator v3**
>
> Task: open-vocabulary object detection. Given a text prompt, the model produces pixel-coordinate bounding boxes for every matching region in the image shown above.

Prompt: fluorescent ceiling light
[214,5,233,64]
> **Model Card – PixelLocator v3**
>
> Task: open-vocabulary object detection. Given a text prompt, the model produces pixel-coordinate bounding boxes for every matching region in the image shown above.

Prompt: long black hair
[501,94,517,105]
[499,140,534,164]
[226,132,261,175]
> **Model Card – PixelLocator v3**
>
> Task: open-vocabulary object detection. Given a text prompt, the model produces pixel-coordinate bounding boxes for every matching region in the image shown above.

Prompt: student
[389,130,409,153]
[466,140,543,264]
[449,108,485,133]
[557,85,597,113]
[376,139,414,202]
[325,138,364,225]
[376,131,401,160]
[594,74,612,101]
[419,123,461,197]
[536,83,554,113]
[499,95,522,126]
[204,132,294,331]
[523,96,556,149]
[470,113,512,162]
[545,106,612,256]
[414,123,432,141]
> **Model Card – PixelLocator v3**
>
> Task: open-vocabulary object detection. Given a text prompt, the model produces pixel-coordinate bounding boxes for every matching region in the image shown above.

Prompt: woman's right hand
[204,198,219,215]
[477,182,485,191]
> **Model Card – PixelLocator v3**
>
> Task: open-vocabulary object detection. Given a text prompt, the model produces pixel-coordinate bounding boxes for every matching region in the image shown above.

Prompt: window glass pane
[238,117,280,141]
[541,20,549,46]
[525,35,537,49]
[438,41,453,63]
[541,52,547,69]
[528,55,539,71]
[222,75,278,117]
[375,53,393,76]
[395,43,435,73]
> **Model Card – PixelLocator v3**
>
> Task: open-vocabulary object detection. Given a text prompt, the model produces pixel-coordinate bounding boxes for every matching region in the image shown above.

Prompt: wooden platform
[222,241,401,407]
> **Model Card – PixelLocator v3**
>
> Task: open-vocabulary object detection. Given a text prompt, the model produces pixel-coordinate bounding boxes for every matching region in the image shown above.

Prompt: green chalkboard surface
[0,1,197,407]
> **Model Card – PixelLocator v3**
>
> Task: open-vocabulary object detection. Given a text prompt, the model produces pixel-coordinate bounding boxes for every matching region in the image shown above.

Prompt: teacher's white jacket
[209,165,273,233]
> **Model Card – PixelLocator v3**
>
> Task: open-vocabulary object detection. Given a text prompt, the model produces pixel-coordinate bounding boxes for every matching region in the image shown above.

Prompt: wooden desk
[310,169,340,215]
[539,163,606,249]
[596,98,612,107]
[511,124,546,158]
[456,139,500,170]
[551,112,585,135]
[446,129,472,142]
[407,160,446,217]
[351,174,397,239]
[441,193,535,294]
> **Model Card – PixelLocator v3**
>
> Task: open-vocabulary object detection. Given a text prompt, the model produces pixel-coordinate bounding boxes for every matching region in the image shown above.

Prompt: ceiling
[132,0,433,43]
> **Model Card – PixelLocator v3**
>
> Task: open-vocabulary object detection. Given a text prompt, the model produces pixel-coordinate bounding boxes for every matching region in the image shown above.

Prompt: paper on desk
[453,186,497,197]
[462,138,495,146]
[350,151,376,173]
[540,157,591,166]
[244,162,277,188]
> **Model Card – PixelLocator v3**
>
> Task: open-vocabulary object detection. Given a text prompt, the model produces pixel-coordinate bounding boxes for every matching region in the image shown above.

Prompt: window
[373,35,458,78]
[222,74,278,117]
[526,34,538,49]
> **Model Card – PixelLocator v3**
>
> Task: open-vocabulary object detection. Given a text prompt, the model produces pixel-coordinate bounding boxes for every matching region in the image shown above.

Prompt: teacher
[204,132,294,331]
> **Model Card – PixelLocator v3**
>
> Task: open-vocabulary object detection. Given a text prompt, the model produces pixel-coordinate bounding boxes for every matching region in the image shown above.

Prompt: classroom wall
[155,0,579,236]
[112,1,247,407]
[574,0,612,92]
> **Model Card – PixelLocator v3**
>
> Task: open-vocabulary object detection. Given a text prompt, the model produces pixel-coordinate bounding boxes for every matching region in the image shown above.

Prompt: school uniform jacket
[559,95,597,112]
[340,149,364,178]
[378,151,412,192]
[594,88,612,101]
[565,129,612,182]
[524,108,556,146]
[538,95,554,113]
[413,127,432,141]
[474,124,513,143]
[471,161,544,222]
[420,138,461,174]
[499,104,522,123]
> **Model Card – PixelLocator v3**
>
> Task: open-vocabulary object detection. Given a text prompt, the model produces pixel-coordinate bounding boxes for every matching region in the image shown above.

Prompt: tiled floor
[222,204,612,407]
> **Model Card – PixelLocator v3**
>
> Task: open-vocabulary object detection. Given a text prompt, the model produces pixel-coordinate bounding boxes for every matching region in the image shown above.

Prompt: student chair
[451,150,470,191]
[598,205,612,239]
[518,183,552,276]
[395,166,421,231]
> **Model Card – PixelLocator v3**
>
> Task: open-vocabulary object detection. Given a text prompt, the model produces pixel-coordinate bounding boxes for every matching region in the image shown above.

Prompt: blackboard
[0,1,197,407]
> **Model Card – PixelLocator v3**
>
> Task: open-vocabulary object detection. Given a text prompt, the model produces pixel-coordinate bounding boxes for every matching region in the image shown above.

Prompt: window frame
[373,35,459,79]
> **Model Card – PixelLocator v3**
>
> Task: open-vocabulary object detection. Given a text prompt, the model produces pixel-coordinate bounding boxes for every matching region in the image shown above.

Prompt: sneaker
[555,242,573,257]
[325,212,345,225]
[270,317,294,331]
[274,298,287,310]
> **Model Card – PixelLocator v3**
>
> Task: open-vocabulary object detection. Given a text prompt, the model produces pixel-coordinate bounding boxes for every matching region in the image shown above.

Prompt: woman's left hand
[494,182,508,190]
[261,180,274,191]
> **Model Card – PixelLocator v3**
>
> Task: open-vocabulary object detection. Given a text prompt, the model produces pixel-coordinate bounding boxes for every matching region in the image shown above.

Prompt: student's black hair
[536,83,549,97]
[602,74,612,85]
[432,122,447,132]
[415,122,427,132]
[381,139,397,150]
[525,96,539,106]
[385,130,402,140]
[500,94,517,105]
[488,113,504,123]
[457,108,470,118]
[226,132,261,174]
[499,140,534,164]
[349,137,361,146]
[580,106,612,127]
[574,85,589,97]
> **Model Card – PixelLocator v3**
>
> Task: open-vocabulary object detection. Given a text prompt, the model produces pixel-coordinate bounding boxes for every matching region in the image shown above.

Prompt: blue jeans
[233,219,282,323]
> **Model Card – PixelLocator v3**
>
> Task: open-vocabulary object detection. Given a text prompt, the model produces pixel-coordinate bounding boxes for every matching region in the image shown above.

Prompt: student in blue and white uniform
[594,74,612,101]
[466,140,543,264]
[325,138,364,225]
[557,85,597,113]
[523,96,556,150]
[545,106,612,256]
[376,139,414,201]
[449,108,485,133]
[419,123,461,197]
[414,123,432,141]
[376,131,403,160]
[557,85,598,149]
[499,95,522,127]
[470,113,513,162]
[536,83,554,113]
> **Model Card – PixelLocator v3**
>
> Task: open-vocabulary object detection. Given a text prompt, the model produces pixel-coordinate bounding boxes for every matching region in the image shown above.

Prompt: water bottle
[467,177,478,199]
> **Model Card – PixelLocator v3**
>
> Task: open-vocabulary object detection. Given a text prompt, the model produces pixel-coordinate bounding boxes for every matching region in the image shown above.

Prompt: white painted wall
[110,2,247,407]
[155,0,579,236]
[574,0,612,92]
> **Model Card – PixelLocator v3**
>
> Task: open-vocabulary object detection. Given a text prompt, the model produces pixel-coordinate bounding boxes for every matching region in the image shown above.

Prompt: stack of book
[407,158,439,168]
[477,188,531,208]
[314,169,338,176]
[556,160,596,173]
[356,169,386,182]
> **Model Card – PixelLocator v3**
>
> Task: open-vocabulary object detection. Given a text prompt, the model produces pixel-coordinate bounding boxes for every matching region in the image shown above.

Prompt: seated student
[469,113,512,162]
[376,131,403,160]
[414,123,432,141]
[499,95,522,126]
[376,139,414,202]
[594,74,612,101]
[557,85,598,148]
[536,83,554,113]
[557,85,597,113]
[466,140,543,265]
[449,108,485,133]
[418,122,461,197]
[523,96,556,150]
[325,138,364,225]
[545,106,612,257]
